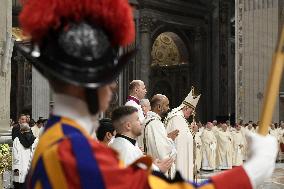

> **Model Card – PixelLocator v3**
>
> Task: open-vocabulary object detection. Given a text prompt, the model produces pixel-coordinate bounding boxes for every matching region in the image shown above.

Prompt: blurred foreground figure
[18,0,277,188]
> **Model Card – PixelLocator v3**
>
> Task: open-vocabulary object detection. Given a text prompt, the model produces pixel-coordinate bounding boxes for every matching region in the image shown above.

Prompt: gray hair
[20,123,30,132]
[140,99,150,106]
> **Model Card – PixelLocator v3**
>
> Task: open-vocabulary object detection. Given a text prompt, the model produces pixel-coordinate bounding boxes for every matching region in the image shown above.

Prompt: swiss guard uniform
[16,0,277,188]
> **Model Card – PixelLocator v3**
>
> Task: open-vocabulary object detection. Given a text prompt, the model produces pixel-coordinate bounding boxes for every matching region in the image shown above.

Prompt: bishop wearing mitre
[164,87,201,180]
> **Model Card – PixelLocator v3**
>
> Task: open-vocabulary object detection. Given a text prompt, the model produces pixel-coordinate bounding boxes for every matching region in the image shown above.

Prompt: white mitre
[179,86,201,110]
[164,87,201,126]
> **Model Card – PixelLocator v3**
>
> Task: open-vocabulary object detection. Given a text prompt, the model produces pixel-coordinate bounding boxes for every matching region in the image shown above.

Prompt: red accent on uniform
[211,166,253,189]
[58,139,81,189]
[19,0,135,46]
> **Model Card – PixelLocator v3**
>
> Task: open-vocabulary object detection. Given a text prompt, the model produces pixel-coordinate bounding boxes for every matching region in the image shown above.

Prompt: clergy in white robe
[164,87,201,180]
[246,124,255,133]
[232,124,245,166]
[111,106,173,173]
[31,120,44,138]
[216,123,233,170]
[241,125,250,160]
[269,124,280,141]
[212,125,219,133]
[111,134,144,166]
[144,95,178,178]
[144,111,177,163]
[201,122,217,171]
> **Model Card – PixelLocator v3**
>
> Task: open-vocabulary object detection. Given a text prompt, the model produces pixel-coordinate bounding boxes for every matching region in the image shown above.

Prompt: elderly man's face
[141,102,151,115]
[136,82,147,100]
[183,106,193,119]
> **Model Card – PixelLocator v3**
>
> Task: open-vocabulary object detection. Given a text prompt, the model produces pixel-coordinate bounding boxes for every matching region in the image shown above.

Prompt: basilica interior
[0,0,284,188]
[10,0,237,123]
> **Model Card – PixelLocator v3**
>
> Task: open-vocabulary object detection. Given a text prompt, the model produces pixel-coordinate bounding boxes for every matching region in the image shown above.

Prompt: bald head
[151,94,169,118]
[129,80,147,100]
[151,94,166,108]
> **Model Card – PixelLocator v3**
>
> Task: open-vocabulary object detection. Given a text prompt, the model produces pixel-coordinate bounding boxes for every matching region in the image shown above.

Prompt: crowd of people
[10,80,283,188]
[192,120,284,174]
[96,79,284,181]
[12,0,279,188]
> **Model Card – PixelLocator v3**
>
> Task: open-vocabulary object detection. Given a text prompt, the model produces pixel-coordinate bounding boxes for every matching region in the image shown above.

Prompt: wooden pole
[258,27,284,136]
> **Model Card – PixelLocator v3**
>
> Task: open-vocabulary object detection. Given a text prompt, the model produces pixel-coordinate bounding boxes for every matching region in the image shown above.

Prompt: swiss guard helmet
[17,0,136,114]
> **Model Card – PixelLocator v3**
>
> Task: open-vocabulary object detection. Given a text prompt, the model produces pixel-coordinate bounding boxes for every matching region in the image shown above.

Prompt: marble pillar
[235,0,280,122]
[32,68,50,120]
[0,0,12,130]
[139,16,152,89]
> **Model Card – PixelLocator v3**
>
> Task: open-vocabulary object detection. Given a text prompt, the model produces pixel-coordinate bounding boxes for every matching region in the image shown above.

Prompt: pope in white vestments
[201,122,217,171]
[164,87,201,180]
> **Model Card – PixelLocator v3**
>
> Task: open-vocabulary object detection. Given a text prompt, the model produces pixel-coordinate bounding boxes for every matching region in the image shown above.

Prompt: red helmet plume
[19,0,135,46]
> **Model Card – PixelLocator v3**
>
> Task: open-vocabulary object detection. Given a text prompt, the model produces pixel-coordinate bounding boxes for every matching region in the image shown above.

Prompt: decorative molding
[235,0,244,121]
[139,16,154,33]
[219,0,229,115]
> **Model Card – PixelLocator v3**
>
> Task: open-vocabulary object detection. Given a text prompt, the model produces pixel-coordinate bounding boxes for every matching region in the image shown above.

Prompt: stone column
[235,0,280,122]
[211,0,220,119]
[235,0,244,122]
[32,68,50,120]
[139,16,152,89]
[192,27,206,120]
[0,0,12,130]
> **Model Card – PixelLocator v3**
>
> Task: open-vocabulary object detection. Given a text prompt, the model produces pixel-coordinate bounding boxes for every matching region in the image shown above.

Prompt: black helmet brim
[15,43,137,88]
